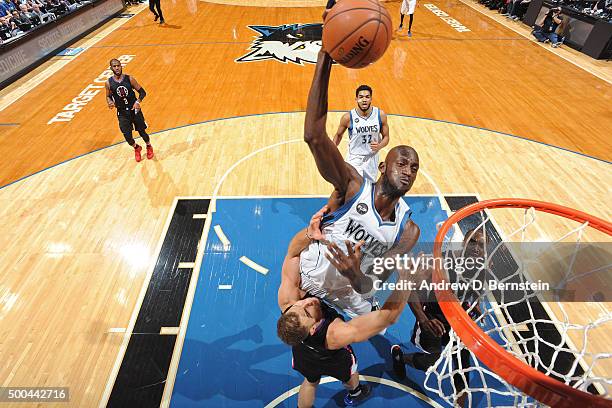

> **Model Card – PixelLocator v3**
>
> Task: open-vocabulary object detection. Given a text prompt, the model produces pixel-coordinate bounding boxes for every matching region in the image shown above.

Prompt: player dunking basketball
[333,85,390,181]
[105,59,154,162]
[299,49,420,318]
[398,0,417,37]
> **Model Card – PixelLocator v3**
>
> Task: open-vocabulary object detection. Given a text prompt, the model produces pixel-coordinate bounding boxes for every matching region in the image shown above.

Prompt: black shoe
[391,345,406,379]
[159,18,165,24]
[343,383,371,406]
[153,14,159,21]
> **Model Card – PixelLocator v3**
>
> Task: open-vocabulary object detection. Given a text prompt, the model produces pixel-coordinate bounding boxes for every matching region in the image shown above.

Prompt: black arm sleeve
[326,0,335,9]
[137,87,146,101]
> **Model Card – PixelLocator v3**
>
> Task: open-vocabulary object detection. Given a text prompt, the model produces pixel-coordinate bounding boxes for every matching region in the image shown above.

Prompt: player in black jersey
[277,206,417,407]
[391,229,487,408]
[105,58,154,162]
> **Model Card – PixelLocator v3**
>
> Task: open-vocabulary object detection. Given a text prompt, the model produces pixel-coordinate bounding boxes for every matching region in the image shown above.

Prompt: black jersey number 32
[361,135,372,144]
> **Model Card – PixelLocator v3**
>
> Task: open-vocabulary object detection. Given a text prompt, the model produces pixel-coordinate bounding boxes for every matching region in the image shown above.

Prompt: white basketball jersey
[346,107,382,180]
[299,178,412,317]
[347,106,381,157]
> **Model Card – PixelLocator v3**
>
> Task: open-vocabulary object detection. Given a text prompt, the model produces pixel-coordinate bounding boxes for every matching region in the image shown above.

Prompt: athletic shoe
[552,42,562,48]
[153,14,159,21]
[146,144,154,159]
[407,31,412,37]
[134,144,142,162]
[160,18,165,24]
[397,24,403,31]
[391,345,406,379]
[343,383,372,406]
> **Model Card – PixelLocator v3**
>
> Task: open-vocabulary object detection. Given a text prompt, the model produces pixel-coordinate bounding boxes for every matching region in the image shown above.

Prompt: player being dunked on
[391,229,487,407]
[105,58,154,162]
[333,85,390,181]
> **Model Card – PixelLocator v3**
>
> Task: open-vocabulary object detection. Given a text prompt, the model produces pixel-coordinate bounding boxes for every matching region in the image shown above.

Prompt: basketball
[322,0,393,68]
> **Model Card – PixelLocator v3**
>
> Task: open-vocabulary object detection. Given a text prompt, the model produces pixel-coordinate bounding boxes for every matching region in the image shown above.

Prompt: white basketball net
[423,206,612,407]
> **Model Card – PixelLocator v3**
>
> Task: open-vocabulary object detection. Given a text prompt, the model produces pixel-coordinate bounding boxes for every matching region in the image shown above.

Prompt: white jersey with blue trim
[299,178,412,317]
[346,107,382,180]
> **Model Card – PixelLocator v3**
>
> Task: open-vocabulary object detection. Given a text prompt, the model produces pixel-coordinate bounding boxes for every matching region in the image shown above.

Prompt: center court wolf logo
[236,24,322,65]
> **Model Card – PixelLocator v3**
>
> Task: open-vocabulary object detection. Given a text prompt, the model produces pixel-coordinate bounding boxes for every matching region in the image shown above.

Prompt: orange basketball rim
[433,198,612,408]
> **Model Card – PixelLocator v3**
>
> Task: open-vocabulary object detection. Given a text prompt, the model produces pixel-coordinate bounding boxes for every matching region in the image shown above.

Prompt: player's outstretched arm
[304,50,357,195]
[326,266,414,349]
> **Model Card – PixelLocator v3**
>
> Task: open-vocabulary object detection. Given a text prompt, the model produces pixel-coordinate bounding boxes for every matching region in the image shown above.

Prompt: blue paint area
[166,196,524,407]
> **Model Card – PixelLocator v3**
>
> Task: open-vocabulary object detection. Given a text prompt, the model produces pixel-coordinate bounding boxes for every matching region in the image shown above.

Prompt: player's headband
[281,304,295,315]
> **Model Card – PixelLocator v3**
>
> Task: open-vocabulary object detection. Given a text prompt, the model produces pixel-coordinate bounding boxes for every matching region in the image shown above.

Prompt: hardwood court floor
[0,0,610,188]
[0,0,610,407]
[1,113,610,407]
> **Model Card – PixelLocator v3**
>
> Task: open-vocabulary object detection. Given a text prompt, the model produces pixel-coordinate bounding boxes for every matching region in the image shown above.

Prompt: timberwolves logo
[356,203,368,215]
[236,24,322,65]
[116,86,129,97]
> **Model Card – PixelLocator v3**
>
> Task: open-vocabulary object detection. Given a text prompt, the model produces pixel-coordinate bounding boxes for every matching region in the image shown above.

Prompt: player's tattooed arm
[326,264,414,349]
[105,81,114,109]
[304,50,361,199]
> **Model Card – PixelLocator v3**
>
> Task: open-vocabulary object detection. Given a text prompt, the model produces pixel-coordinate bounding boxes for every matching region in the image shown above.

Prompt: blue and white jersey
[299,178,412,317]
[346,106,382,180]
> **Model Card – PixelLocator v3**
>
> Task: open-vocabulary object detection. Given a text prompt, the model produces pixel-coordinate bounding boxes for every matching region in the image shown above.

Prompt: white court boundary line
[456,0,612,85]
[159,139,302,407]
[98,196,180,408]
[264,375,447,408]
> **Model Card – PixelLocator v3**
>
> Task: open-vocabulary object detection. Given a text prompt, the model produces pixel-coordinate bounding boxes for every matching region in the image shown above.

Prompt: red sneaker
[134,144,142,162]
[146,144,154,159]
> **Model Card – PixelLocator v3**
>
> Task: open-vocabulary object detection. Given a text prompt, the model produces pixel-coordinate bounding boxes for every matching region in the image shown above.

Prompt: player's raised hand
[108,100,115,109]
[307,205,329,243]
[325,240,364,279]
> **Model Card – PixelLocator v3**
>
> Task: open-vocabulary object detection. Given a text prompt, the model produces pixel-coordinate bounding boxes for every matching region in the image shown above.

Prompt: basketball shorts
[401,0,417,15]
[117,110,147,135]
[292,344,358,384]
[346,154,379,181]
